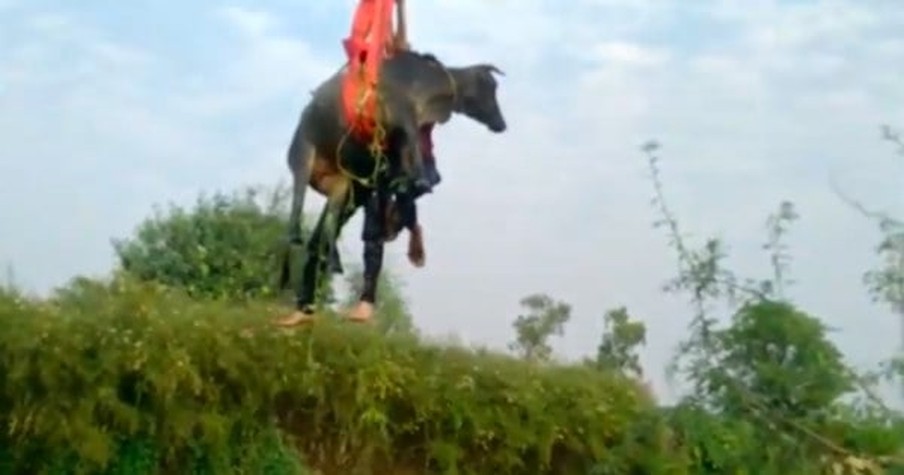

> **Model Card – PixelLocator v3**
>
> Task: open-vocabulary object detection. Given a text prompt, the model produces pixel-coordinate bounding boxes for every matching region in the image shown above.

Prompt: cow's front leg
[347,186,389,322]
[327,197,362,275]
[402,121,433,195]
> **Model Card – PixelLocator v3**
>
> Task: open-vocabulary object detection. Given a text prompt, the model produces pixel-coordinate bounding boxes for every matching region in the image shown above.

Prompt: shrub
[0,277,679,475]
[111,185,293,301]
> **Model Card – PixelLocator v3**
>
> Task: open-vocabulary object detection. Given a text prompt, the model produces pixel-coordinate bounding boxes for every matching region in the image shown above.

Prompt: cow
[275,49,507,326]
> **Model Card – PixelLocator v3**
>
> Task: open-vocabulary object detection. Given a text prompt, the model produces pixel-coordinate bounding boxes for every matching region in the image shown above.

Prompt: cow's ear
[482,64,505,76]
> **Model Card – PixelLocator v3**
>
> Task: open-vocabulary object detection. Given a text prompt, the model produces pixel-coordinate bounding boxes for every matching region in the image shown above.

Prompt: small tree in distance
[509,293,571,362]
[593,306,647,378]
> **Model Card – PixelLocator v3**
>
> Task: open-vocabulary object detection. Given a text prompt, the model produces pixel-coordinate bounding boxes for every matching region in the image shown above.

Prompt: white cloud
[590,41,670,67]
[169,6,333,117]
[217,5,277,37]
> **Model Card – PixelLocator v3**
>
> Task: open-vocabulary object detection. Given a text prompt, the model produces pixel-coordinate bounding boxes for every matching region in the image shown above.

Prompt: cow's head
[453,64,507,133]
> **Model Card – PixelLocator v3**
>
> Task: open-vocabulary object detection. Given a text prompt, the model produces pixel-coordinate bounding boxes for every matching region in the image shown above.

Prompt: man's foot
[274,306,317,327]
[407,224,425,268]
[346,301,375,323]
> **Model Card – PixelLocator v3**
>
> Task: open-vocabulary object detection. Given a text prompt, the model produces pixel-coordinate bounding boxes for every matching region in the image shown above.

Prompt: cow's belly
[309,152,344,198]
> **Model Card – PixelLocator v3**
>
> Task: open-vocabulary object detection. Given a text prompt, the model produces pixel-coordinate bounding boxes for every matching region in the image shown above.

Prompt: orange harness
[340,0,396,145]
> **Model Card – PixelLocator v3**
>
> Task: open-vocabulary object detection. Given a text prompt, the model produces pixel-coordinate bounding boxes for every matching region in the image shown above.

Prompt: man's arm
[393,0,410,51]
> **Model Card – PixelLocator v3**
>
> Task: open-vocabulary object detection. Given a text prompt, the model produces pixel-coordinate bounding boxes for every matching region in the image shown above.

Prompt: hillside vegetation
[0,278,674,474]
[1,130,903,474]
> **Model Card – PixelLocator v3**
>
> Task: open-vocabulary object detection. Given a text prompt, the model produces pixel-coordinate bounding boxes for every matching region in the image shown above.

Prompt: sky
[1,0,903,403]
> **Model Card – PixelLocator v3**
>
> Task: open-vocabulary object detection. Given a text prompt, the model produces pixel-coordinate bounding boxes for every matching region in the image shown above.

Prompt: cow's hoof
[274,309,317,328]
[346,301,374,323]
[413,178,433,195]
[328,254,344,274]
[407,225,425,268]
[287,229,304,245]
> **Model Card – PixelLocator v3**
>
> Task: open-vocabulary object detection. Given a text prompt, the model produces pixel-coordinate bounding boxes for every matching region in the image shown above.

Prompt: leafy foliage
[833,125,904,398]
[508,293,571,362]
[112,185,294,301]
[835,125,904,317]
[9,125,904,473]
[593,306,646,378]
[708,300,853,417]
[864,220,904,316]
[762,200,800,299]
[0,277,672,475]
[643,139,904,474]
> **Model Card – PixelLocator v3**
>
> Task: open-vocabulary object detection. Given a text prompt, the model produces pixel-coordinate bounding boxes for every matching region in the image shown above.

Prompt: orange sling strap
[340,0,396,144]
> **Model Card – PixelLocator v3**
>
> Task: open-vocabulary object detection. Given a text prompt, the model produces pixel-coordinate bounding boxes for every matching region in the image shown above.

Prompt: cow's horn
[484,64,505,76]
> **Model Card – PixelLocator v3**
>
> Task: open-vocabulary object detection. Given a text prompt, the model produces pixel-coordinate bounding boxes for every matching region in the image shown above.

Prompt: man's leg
[389,190,424,267]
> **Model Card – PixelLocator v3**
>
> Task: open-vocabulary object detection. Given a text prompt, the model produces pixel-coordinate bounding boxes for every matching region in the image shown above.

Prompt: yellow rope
[335,63,389,189]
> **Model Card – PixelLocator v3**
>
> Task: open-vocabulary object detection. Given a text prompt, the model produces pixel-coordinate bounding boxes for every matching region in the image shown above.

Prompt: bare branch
[828,171,899,224]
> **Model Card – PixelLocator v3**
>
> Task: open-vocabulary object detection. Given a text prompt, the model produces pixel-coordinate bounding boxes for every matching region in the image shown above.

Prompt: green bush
[111,185,294,301]
[0,277,678,475]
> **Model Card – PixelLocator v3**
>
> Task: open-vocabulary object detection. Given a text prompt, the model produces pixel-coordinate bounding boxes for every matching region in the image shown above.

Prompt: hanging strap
[394,0,409,50]
[340,0,396,142]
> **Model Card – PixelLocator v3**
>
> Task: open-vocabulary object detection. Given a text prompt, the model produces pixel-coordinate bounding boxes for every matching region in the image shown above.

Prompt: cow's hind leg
[278,123,316,291]
[401,119,432,195]
[274,206,328,326]
[276,180,351,327]
[306,181,352,308]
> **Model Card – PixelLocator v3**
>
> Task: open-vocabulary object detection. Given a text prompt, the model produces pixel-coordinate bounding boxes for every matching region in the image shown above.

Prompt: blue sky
[1,0,903,403]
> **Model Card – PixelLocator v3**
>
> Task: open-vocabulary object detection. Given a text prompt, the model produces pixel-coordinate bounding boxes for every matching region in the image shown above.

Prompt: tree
[842,126,904,319]
[508,293,571,362]
[706,300,853,418]
[112,184,326,301]
[593,306,646,377]
[833,124,904,398]
[341,264,416,335]
[642,142,887,473]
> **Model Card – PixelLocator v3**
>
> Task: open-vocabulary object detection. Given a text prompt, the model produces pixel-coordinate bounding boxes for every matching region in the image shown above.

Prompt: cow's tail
[277,123,314,292]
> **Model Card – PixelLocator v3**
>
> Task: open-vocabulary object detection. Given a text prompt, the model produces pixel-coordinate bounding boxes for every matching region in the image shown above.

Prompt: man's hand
[393,35,411,51]
[394,0,409,50]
